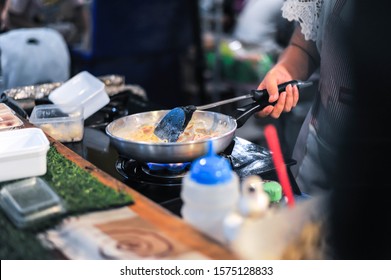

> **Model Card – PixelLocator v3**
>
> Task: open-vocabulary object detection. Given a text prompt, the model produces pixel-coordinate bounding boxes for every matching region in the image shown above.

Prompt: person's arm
[277,25,320,80]
[257,25,320,118]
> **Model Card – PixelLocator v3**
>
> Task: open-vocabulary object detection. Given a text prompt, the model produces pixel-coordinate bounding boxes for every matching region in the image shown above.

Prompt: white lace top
[283,0,344,52]
[281,0,324,41]
[282,0,353,50]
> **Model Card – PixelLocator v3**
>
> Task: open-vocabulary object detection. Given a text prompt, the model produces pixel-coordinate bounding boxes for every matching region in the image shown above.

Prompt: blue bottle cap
[189,141,233,185]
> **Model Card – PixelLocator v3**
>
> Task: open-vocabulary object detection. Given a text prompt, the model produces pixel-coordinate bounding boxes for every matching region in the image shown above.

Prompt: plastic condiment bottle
[180,141,240,244]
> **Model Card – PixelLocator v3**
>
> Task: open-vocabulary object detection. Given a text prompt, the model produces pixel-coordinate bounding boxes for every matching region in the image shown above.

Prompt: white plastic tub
[48,71,110,119]
[0,128,50,182]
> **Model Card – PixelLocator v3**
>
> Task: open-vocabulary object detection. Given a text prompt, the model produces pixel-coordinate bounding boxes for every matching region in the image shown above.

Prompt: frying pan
[105,80,313,163]
[105,101,262,163]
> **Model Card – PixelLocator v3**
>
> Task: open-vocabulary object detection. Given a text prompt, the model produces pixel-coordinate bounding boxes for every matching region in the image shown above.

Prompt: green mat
[43,146,133,214]
[0,145,134,259]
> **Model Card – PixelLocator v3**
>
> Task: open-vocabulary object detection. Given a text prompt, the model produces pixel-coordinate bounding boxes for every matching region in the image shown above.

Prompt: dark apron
[291,0,355,194]
[311,0,355,147]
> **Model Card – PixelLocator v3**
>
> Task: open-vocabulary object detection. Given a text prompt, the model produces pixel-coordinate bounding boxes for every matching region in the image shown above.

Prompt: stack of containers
[0,71,109,227]
[48,71,110,120]
[0,103,62,227]
[0,127,64,228]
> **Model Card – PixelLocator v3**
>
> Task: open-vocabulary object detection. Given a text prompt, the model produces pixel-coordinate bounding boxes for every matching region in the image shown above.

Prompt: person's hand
[256,65,299,118]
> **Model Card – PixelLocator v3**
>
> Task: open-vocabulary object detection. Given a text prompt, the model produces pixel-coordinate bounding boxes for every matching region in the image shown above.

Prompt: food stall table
[0,119,237,260]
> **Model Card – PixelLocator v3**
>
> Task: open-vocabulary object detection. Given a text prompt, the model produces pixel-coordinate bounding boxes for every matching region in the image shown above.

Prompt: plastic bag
[0,27,70,91]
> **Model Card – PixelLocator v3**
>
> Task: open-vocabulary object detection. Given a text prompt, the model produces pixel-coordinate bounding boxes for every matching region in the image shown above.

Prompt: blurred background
[0,0,318,157]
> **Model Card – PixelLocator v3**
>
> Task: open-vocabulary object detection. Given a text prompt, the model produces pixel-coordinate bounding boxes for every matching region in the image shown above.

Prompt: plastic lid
[189,141,233,185]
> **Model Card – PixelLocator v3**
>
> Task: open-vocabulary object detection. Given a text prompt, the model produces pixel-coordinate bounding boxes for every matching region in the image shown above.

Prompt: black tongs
[154,80,313,142]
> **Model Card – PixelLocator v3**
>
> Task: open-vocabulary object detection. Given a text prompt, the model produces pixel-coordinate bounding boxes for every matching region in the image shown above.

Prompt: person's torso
[311,0,355,146]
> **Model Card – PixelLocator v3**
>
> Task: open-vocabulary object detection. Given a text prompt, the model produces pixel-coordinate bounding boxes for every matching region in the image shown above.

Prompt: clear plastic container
[0,103,14,113]
[181,142,240,244]
[0,111,24,131]
[0,127,50,182]
[48,71,110,119]
[0,177,65,228]
[29,104,84,143]
[0,102,24,131]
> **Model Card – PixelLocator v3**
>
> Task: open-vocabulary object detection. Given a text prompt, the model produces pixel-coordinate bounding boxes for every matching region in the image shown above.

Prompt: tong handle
[196,80,307,111]
[235,80,311,128]
[196,94,253,111]
[251,80,302,102]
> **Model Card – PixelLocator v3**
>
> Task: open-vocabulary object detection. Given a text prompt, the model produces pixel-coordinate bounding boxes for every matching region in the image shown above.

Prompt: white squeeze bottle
[180,141,240,244]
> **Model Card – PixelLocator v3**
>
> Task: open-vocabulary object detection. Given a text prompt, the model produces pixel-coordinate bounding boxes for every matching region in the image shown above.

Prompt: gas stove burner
[142,162,191,179]
[115,157,184,187]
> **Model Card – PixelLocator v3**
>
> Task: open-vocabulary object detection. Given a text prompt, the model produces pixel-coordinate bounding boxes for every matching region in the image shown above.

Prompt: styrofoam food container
[48,71,110,119]
[29,104,84,142]
[0,128,50,182]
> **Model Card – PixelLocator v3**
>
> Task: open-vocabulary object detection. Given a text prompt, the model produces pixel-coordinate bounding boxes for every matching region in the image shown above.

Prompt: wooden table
[23,121,237,260]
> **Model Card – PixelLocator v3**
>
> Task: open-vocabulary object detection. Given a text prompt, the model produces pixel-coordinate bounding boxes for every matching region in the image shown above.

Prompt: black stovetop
[64,90,302,216]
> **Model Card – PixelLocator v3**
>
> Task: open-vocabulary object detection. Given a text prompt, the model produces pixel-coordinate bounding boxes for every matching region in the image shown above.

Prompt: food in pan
[118,119,220,143]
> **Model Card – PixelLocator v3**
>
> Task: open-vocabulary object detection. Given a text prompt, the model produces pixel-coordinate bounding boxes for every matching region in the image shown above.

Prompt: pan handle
[251,80,303,102]
[234,100,275,128]
[234,86,278,128]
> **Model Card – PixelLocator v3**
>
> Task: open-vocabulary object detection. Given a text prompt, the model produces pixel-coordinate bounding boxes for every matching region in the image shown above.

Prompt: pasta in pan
[123,119,220,143]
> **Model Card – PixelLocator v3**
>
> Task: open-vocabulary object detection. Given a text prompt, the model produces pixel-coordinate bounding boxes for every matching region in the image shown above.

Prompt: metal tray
[3,75,147,111]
